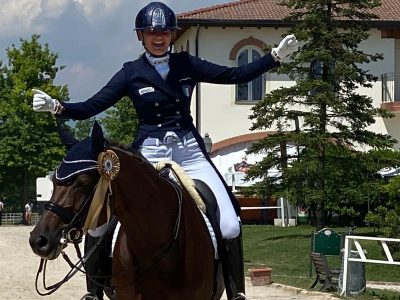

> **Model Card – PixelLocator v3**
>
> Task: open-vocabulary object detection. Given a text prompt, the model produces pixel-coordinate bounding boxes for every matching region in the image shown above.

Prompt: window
[236,48,264,102]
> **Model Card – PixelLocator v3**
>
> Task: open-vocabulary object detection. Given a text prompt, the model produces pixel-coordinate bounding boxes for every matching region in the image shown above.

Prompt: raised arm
[32,67,129,120]
[190,34,298,84]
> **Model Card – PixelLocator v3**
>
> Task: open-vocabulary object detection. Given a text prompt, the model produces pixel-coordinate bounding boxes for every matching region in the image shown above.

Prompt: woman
[33,2,297,299]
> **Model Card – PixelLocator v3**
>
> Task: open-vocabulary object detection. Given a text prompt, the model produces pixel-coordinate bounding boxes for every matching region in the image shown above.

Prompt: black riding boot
[84,234,113,300]
[221,232,247,300]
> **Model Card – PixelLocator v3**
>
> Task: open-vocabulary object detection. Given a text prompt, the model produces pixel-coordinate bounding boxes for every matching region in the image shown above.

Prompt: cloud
[62,62,96,84]
[41,0,69,18]
[0,0,69,37]
[73,0,123,20]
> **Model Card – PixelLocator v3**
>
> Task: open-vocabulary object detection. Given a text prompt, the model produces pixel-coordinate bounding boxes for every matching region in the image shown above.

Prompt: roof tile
[177,0,400,22]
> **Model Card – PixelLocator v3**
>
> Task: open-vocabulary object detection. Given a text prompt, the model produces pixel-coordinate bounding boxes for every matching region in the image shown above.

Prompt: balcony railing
[381,72,400,112]
[382,72,400,103]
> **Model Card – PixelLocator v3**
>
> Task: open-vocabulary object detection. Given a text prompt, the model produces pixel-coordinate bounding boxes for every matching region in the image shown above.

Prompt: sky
[0,0,228,102]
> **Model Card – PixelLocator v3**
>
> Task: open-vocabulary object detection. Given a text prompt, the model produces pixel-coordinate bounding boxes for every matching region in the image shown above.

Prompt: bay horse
[29,122,223,300]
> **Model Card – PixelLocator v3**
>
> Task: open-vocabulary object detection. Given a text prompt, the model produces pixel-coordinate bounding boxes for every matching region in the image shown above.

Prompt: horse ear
[91,121,105,155]
[56,119,78,149]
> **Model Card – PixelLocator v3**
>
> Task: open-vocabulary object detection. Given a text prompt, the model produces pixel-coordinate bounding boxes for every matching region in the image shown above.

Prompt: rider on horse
[32,2,297,299]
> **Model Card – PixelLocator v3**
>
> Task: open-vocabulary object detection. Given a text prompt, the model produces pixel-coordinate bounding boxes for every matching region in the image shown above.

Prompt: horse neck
[109,147,180,247]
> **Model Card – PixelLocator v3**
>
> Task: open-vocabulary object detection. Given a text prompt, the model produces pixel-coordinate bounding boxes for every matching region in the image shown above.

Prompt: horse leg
[112,228,142,299]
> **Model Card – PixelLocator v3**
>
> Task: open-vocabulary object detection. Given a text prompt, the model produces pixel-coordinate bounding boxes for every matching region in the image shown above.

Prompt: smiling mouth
[152,42,165,49]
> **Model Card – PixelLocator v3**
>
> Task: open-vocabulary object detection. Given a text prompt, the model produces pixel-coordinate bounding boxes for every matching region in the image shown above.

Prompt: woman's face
[140,30,172,56]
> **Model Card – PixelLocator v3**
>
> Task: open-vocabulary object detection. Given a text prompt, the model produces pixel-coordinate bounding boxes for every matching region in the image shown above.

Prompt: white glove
[32,89,58,114]
[272,34,298,61]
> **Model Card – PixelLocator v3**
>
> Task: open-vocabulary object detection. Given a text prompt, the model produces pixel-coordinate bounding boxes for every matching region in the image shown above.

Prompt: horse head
[29,121,105,259]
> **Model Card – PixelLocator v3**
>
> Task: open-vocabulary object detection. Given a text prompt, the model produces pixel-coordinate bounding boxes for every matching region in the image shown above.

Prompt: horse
[29,122,223,300]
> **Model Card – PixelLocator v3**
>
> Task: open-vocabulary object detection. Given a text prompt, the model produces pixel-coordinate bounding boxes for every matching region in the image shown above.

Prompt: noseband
[45,184,97,244]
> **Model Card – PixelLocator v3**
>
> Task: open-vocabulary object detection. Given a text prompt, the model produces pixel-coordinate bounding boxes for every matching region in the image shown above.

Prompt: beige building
[174,0,400,189]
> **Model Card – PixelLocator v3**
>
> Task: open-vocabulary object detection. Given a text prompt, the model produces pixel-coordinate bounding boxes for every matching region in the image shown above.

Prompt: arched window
[236,47,265,102]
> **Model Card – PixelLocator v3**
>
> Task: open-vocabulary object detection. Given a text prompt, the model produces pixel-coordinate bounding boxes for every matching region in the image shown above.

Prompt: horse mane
[107,140,136,152]
[107,141,206,213]
[107,140,148,162]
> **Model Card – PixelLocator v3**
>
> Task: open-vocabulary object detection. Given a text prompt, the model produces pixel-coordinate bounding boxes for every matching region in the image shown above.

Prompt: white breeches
[139,131,240,238]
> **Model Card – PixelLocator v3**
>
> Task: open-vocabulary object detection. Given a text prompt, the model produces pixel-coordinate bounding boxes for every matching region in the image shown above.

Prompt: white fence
[341,235,400,296]
[1,213,39,225]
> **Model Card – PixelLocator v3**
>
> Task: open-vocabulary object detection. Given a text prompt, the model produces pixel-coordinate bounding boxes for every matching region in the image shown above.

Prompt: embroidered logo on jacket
[139,87,155,95]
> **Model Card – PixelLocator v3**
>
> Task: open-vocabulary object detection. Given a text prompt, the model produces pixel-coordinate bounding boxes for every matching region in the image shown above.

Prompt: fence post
[341,236,350,296]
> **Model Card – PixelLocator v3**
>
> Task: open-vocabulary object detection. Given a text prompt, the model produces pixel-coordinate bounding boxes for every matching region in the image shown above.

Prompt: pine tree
[247,0,400,229]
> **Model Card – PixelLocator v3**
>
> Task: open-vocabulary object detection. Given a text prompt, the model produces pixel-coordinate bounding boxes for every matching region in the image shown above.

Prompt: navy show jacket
[59,51,279,214]
[60,51,279,147]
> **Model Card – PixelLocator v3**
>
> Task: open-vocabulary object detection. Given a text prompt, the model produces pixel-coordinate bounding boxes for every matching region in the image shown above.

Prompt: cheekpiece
[98,150,120,181]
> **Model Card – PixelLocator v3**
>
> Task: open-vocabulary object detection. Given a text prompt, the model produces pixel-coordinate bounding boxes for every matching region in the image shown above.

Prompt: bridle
[45,185,95,244]
[34,179,110,296]
[34,155,185,296]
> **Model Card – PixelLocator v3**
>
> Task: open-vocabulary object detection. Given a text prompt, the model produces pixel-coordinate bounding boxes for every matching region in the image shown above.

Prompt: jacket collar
[136,54,180,99]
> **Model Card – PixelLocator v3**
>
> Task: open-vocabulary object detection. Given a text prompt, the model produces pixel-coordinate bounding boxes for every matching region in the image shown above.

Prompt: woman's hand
[272,34,298,61]
[32,89,59,114]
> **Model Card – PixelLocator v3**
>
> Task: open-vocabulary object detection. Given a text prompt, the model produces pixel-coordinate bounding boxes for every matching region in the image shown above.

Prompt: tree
[246,0,400,229]
[100,96,138,145]
[73,97,137,144]
[0,35,68,210]
[74,118,96,140]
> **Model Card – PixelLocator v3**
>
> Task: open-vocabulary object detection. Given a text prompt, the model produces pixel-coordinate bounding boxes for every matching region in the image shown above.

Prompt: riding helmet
[134,2,181,31]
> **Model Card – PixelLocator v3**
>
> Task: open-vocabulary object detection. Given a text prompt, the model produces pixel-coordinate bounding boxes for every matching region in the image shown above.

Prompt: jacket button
[176,122,180,126]
[158,124,162,127]
[155,102,159,106]
[176,99,180,102]
[157,113,161,117]
[176,111,180,115]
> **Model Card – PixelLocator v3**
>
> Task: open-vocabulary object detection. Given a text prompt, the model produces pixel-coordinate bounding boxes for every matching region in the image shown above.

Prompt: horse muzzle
[29,231,66,260]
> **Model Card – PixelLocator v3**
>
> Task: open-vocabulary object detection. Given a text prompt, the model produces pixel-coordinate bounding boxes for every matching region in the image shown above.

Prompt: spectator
[24,202,33,226]
[0,199,4,226]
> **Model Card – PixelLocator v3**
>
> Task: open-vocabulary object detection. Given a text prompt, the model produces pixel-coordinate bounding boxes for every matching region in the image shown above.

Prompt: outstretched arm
[190,35,298,84]
[32,67,129,120]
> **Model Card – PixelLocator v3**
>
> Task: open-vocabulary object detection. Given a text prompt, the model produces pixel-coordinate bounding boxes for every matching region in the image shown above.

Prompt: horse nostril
[37,235,49,248]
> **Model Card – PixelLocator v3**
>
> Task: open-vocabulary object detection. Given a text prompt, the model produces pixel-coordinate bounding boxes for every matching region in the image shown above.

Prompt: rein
[35,218,118,296]
[35,182,107,295]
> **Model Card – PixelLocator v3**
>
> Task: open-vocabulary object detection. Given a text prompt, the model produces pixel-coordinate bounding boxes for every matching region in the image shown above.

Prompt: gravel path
[0,225,396,299]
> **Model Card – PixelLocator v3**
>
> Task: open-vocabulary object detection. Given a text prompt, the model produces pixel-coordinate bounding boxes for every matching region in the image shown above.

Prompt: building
[174,0,400,224]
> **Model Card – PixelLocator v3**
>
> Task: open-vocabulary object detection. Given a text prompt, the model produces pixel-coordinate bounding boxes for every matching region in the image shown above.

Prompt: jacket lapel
[136,55,180,99]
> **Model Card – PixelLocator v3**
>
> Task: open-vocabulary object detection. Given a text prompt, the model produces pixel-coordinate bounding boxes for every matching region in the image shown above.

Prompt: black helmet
[134,2,180,31]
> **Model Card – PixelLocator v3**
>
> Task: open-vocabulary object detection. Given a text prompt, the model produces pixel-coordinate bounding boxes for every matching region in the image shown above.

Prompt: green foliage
[100,96,138,145]
[246,0,400,228]
[73,97,137,144]
[73,118,96,140]
[367,175,400,257]
[0,35,68,210]
[365,206,388,229]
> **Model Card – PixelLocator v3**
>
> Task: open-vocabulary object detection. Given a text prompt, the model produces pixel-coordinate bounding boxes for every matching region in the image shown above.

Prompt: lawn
[242,225,400,299]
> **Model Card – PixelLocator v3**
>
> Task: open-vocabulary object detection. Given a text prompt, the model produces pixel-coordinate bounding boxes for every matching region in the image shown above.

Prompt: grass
[242,225,400,299]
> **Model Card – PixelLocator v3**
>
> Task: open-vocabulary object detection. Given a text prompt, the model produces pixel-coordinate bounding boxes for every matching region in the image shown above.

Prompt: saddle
[155,161,223,256]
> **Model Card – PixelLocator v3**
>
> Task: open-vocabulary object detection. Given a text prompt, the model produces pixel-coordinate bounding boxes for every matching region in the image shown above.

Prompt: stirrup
[80,293,101,300]
[233,293,249,300]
